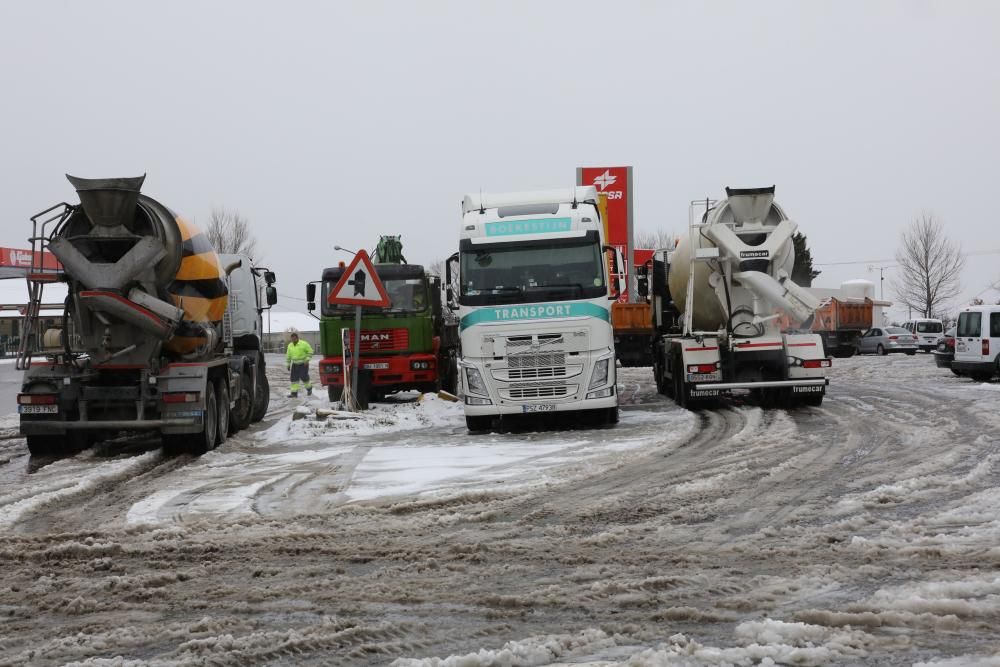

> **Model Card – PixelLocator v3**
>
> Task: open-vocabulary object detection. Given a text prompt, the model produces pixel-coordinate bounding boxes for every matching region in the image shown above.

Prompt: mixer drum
[54,175,228,362]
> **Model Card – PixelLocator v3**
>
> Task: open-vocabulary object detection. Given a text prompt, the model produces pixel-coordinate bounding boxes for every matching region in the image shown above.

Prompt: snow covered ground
[1,354,999,665]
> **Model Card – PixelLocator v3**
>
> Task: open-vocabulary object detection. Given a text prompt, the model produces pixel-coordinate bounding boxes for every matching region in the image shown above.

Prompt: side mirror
[445,252,459,311]
[306,283,316,302]
[266,286,277,306]
[604,245,624,301]
[264,271,276,285]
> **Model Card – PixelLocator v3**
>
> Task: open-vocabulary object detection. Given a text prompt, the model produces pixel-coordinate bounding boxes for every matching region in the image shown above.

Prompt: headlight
[410,360,433,370]
[465,367,488,396]
[588,358,610,390]
[587,387,615,399]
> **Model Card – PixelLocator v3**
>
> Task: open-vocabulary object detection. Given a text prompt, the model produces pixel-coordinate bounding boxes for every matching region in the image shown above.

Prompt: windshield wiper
[526,283,584,293]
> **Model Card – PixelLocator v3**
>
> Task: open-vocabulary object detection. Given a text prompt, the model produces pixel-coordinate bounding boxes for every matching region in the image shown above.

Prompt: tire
[328,385,343,403]
[187,385,217,456]
[230,370,253,433]
[951,368,962,376]
[26,435,61,457]
[465,415,493,432]
[802,393,824,407]
[215,381,229,448]
[673,364,689,409]
[605,405,620,425]
[441,352,458,394]
[876,344,887,356]
[250,360,270,423]
[971,373,993,382]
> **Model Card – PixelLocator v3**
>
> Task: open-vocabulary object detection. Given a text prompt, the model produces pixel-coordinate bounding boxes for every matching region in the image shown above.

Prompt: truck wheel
[673,368,689,409]
[802,393,824,407]
[189,386,218,456]
[328,385,343,403]
[441,353,459,394]
[605,405,620,425]
[216,381,229,448]
[250,363,270,423]
[26,435,61,457]
[466,415,493,432]
[230,370,253,433]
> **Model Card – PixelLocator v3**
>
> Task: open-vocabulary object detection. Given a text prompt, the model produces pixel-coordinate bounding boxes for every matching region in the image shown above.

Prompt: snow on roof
[263,309,319,333]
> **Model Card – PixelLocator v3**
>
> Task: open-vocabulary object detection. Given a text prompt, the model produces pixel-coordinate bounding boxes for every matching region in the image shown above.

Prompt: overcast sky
[1,1,997,319]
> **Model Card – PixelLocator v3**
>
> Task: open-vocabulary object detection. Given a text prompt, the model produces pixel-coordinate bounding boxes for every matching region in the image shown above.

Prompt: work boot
[287,391,298,398]
[306,387,312,396]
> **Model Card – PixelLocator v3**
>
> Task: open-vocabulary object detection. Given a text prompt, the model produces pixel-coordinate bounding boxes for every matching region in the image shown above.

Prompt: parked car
[952,306,1000,381]
[903,318,945,352]
[933,326,957,370]
[857,326,918,355]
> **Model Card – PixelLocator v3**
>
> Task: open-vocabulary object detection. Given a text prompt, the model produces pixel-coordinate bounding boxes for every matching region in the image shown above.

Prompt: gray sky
[2,1,998,319]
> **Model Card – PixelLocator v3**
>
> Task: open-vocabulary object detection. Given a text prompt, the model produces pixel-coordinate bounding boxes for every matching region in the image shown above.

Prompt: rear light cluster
[985,339,991,356]
[17,393,57,405]
[802,358,833,369]
[686,363,719,374]
[162,392,200,404]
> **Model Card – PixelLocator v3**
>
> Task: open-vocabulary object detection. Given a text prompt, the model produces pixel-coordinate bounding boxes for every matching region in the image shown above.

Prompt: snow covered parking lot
[1,354,999,665]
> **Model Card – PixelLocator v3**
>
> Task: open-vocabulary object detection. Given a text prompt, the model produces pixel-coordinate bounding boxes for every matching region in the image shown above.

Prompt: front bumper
[320,354,437,388]
[463,389,617,416]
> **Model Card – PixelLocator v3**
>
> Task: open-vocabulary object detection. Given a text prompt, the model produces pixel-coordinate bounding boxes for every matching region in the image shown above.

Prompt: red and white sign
[578,166,633,302]
[0,247,60,271]
[327,249,390,307]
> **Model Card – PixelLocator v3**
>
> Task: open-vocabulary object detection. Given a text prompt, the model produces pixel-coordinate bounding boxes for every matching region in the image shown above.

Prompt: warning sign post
[327,249,390,410]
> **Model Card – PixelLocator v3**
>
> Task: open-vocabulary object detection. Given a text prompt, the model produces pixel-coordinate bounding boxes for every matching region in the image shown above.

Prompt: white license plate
[18,405,58,414]
[363,363,389,370]
[522,404,555,413]
[687,373,718,382]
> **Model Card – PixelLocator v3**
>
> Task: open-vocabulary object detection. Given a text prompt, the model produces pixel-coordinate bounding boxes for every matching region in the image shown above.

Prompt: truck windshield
[916,321,943,333]
[460,235,605,306]
[322,278,428,315]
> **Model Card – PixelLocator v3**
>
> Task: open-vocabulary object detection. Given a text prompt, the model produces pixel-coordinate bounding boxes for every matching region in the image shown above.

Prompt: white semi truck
[650,186,830,408]
[450,187,622,431]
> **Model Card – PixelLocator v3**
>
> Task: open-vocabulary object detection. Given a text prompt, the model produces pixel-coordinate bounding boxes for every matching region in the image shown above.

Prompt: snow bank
[257,392,465,443]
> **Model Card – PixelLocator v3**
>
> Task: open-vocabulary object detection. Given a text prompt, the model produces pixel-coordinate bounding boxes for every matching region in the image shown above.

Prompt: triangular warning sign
[327,249,391,307]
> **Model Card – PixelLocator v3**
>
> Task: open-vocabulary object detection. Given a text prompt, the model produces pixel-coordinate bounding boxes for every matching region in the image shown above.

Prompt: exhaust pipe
[66,174,146,229]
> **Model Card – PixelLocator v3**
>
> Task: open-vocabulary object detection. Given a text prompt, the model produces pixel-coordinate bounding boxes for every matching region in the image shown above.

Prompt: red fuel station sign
[577,166,633,302]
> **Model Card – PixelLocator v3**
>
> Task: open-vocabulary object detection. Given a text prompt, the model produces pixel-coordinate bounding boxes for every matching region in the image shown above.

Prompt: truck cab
[313,263,458,404]
[454,187,620,431]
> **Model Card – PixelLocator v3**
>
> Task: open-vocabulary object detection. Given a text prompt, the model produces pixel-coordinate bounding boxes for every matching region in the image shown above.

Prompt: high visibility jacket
[286,339,313,365]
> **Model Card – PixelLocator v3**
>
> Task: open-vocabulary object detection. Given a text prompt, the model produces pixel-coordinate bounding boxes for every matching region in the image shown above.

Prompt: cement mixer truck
[16,175,277,457]
[650,187,830,408]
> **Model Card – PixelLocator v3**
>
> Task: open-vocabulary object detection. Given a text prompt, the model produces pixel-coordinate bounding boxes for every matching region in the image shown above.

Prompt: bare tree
[205,207,258,258]
[635,228,677,250]
[892,214,965,318]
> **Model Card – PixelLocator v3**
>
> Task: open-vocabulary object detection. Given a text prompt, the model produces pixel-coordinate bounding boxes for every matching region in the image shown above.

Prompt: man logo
[593,170,617,191]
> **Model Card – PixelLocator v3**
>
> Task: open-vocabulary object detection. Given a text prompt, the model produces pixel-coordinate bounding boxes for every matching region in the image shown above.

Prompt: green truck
[306,239,459,406]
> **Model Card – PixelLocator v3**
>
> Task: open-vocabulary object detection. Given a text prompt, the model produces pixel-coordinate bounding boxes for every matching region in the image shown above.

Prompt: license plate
[522,404,555,413]
[18,405,58,414]
[687,373,718,382]
[363,363,389,370]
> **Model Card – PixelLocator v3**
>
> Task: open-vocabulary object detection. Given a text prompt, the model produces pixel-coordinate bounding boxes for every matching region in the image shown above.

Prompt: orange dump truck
[779,297,873,357]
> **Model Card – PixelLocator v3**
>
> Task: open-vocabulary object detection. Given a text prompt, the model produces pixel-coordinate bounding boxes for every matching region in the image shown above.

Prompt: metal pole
[351,304,361,407]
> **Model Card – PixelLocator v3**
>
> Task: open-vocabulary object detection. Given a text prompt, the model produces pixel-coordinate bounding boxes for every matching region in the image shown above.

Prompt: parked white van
[903,318,944,352]
[952,306,1000,381]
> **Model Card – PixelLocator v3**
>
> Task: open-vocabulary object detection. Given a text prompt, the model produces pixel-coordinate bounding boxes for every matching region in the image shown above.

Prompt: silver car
[857,326,918,355]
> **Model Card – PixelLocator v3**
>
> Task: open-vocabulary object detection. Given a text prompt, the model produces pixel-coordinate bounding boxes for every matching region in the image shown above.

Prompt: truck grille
[349,328,409,352]
[508,353,566,368]
[507,367,567,380]
[507,386,569,399]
